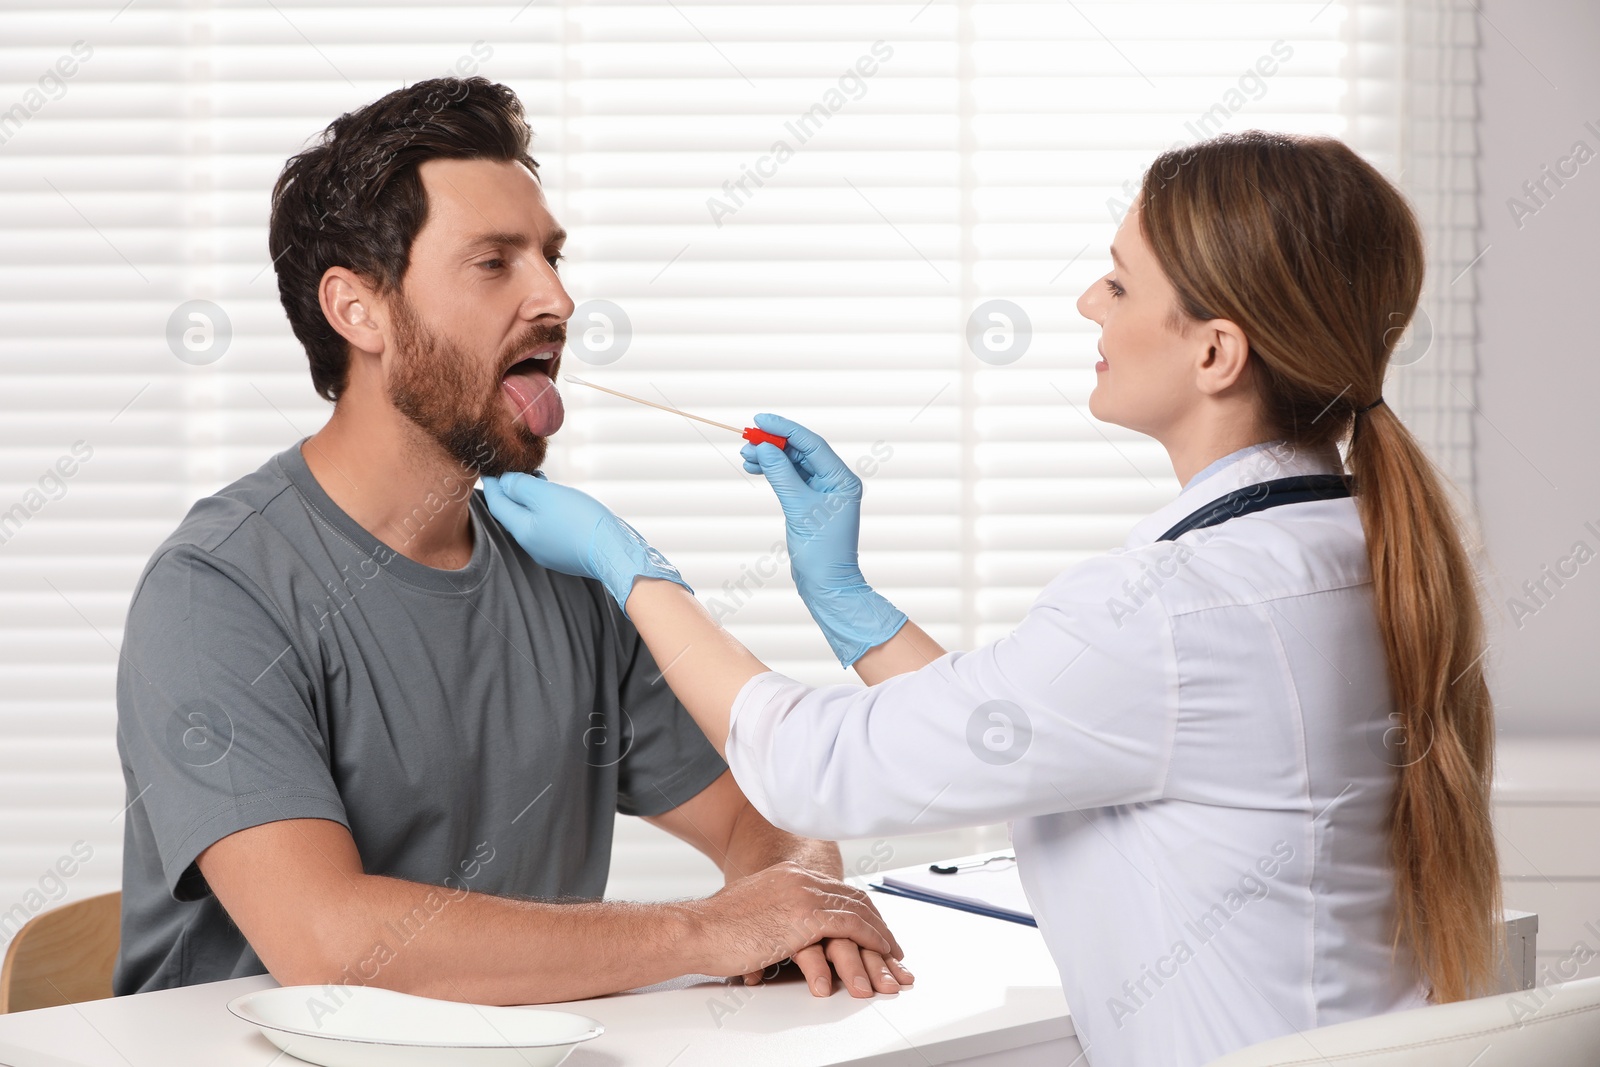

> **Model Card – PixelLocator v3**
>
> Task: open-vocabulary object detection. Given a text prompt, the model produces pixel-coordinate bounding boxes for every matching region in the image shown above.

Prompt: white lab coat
[725,441,1430,1067]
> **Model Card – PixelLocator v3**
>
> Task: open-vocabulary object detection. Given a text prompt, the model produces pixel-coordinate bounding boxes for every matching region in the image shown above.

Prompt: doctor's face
[1075,200,1200,438]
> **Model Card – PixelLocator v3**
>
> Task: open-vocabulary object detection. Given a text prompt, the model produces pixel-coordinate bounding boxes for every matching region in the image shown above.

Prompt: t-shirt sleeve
[115,543,348,901]
[604,599,728,818]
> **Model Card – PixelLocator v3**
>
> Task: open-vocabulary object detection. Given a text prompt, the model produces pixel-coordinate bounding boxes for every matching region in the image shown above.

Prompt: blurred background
[2,0,1596,982]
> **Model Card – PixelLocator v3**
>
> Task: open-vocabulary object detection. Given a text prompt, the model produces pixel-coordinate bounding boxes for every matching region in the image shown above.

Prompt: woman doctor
[482,131,1501,1067]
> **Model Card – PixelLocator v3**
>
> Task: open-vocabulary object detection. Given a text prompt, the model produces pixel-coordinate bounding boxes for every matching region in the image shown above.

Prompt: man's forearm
[296,873,702,1004]
[723,799,842,882]
[205,814,899,1006]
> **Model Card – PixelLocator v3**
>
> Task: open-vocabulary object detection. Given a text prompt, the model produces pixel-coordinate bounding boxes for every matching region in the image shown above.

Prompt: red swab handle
[743,428,788,449]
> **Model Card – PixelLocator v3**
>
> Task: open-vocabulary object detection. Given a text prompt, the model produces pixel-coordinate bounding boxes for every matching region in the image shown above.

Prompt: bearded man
[112,76,911,1005]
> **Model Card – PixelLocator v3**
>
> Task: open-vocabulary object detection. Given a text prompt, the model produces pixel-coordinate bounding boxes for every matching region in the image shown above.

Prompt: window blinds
[0,1,1475,917]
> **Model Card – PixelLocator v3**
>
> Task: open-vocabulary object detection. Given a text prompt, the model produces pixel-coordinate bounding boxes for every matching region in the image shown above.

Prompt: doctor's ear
[1193,317,1253,397]
[318,266,387,356]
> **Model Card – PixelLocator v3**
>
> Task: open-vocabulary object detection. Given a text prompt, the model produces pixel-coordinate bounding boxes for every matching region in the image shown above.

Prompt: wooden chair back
[0,892,121,1014]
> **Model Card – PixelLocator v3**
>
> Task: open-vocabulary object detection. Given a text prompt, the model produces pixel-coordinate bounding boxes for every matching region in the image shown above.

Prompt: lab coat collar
[1124,440,1346,549]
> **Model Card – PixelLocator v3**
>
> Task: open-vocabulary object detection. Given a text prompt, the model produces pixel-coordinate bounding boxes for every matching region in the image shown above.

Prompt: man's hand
[785,937,916,998]
[686,861,909,994]
[647,770,913,998]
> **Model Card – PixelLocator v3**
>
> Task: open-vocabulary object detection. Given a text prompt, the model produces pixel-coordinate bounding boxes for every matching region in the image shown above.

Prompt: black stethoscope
[1156,474,1352,542]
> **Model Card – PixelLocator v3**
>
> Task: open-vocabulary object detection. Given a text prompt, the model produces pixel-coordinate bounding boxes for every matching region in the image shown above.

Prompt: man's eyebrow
[459,227,567,253]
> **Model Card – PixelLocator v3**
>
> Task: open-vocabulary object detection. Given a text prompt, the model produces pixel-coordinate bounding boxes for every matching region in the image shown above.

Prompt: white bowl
[227,985,604,1067]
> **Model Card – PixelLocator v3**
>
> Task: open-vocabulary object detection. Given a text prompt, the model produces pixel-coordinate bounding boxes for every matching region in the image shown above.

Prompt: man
[113,76,913,1005]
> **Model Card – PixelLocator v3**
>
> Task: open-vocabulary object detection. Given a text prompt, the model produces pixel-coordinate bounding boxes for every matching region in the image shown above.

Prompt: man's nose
[522,255,575,324]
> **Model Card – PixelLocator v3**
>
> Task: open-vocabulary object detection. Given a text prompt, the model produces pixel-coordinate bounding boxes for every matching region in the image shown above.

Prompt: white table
[0,892,1080,1067]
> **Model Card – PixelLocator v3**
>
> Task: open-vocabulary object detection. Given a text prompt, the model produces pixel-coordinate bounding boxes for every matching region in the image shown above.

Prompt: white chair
[1205,975,1600,1066]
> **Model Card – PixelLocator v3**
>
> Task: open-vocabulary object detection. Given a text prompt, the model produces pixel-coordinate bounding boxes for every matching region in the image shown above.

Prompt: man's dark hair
[268,77,538,402]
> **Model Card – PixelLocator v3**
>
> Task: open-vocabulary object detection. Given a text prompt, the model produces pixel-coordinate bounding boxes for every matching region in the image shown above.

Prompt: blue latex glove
[481,471,691,615]
[739,413,906,667]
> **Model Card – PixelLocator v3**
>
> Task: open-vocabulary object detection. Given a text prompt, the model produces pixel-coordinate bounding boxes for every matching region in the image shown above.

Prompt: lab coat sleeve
[725,552,1180,840]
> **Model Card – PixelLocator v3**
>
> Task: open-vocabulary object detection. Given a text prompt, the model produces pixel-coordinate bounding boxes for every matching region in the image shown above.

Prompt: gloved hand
[739,413,906,667]
[481,471,691,615]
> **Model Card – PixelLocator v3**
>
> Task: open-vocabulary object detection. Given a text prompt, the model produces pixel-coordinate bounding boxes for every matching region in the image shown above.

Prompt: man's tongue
[500,366,565,435]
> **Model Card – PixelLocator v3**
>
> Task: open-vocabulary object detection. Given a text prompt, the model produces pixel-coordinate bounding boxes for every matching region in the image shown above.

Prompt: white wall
[1476,0,1600,736]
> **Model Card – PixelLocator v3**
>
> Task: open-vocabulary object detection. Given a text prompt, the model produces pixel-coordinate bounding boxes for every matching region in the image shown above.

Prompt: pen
[930,854,1016,874]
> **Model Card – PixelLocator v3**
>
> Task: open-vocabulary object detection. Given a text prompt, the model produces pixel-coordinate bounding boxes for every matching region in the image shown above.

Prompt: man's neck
[300,396,477,571]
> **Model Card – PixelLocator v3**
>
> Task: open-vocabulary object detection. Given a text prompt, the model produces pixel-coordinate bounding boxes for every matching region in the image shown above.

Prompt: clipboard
[868,851,1037,928]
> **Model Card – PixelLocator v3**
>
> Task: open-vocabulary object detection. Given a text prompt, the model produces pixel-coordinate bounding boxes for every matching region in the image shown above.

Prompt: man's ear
[1194,317,1252,397]
[318,266,386,358]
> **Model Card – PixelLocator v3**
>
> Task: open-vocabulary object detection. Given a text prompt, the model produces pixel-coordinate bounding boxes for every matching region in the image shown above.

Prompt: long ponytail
[1139,131,1502,1001]
[1348,401,1502,1001]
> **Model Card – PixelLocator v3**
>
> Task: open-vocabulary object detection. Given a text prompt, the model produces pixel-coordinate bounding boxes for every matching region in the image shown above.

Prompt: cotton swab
[563,375,789,449]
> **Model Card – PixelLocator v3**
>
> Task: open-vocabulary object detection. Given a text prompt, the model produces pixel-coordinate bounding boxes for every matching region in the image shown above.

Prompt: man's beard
[385,294,561,478]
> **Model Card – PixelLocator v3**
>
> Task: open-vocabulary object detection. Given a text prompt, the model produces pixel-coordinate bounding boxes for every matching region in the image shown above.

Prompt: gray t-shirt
[112,440,727,994]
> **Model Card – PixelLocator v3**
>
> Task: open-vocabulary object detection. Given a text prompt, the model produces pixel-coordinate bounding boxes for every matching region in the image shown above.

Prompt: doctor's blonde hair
[1138,131,1501,1003]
